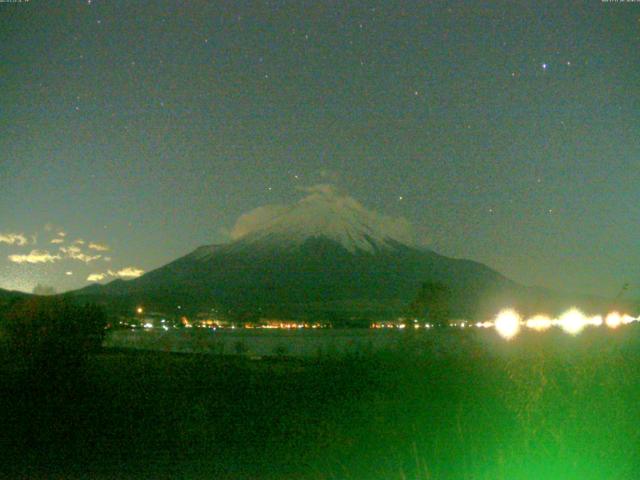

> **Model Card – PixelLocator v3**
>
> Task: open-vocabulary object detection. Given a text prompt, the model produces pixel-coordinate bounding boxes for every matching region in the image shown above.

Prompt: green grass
[1,328,640,479]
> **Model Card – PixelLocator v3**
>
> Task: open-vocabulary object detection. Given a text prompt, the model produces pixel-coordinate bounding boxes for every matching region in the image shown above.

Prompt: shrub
[0,296,107,372]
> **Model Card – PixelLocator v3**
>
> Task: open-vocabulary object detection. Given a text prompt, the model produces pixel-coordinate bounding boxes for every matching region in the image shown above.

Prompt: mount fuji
[73,186,605,322]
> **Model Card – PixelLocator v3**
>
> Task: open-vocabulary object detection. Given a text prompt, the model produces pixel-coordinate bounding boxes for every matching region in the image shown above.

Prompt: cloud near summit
[230,205,290,240]
[229,184,416,245]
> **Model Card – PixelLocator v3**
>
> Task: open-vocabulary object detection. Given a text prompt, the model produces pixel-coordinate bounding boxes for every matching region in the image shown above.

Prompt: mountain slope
[0,288,30,314]
[76,239,510,320]
[0,288,29,300]
[72,186,610,321]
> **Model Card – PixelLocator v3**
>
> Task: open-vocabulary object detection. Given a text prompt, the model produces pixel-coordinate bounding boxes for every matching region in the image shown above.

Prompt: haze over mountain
[74,186,612,322]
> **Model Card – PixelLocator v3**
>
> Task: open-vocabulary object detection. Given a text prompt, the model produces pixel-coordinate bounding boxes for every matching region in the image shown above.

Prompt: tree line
[0,296,107,376]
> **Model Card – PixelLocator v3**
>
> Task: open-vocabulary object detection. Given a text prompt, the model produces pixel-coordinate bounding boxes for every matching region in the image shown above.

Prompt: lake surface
[104,324,640,358]
[104,328,461,357]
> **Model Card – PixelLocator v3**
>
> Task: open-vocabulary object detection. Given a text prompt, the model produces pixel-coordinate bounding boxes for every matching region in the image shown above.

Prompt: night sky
[1,1,639,297]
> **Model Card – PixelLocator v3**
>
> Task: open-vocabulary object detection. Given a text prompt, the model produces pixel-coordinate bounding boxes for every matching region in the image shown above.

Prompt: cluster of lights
[491,308,638,340]
[130,306,636,339]
[371,322,434,329]
[131,308,330,331]
[257,322,326,329]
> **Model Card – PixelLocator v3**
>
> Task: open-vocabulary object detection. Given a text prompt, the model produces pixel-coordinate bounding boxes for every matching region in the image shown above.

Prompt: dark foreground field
[1,328,640,480]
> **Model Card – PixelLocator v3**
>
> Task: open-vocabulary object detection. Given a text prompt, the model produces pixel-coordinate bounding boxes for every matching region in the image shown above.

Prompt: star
[542,63,548,71]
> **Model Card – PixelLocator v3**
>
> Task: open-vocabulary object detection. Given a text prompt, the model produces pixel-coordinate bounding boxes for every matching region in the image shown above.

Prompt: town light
[525,314,552,332]
[604,312,621,329]
[494,309,521,340]
[621,314,635,325]
[558,308,587,335]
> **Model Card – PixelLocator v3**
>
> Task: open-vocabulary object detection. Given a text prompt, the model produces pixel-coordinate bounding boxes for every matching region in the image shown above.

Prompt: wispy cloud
[88,242,110,251]
[60,245,102,263]
[0,233,28,246]
[8,249,61,264]
[87,266,145,283]
[6,224,136,283]
[231,205,289,239]
[109,267,144,278]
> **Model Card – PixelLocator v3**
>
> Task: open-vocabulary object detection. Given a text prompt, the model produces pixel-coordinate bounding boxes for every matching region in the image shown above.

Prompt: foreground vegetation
[1,298,639,478]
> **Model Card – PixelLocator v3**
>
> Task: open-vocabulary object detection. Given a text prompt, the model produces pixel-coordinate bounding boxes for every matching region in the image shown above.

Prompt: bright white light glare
[605,312,622,329]
[559,308,587,335]
[588,315,603,327]
[495,309,521,340]
[490,308,637,340]
[525,315,552,332]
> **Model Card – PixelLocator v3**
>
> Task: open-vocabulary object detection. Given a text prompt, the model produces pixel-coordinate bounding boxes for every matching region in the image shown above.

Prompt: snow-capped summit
[226,184,415,254]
